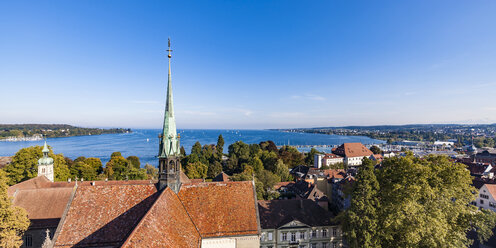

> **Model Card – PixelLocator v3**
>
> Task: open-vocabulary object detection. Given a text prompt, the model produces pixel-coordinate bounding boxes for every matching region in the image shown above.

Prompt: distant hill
[0,124,131,140]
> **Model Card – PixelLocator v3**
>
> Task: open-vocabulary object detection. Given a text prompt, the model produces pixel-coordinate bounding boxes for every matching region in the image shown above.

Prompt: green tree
[207,161,223,179]
[261,151,279,172]
[110,151,122,159]
[74,156,86,163]
[248,157,264,174]
[216,134,225,156]
[144,164,158,179]
[126,156,141,169]
[228,141,250,162]
[0,170,30,247]
[185,161,208,179]
[191,142,202,156]
[274,159,291,181]
[105,154,129,180]
[84,157,103,174]
[52,153,71,181]
[259,140,278,153]
[278,146,304,168]
[305,148,320,165]
[369,146,381,155]
[342,154,496,247]
[4,146,42,185]
[341,158,381,248]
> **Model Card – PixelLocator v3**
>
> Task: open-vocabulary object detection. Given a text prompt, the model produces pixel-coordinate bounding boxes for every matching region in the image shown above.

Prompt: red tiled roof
[323,153,342,159]
[486,184,496,200]
[122,188,201,248]
[334,143,373,158]
[53,183,159,248]
[12,187,74,228]
[178,181,259,238]
[322,169,346,179]
[8,176,154,196]
[8,176,53,196]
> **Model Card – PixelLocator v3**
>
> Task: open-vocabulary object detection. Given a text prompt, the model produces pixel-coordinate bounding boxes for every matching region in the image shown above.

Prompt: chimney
[91,181,96,186]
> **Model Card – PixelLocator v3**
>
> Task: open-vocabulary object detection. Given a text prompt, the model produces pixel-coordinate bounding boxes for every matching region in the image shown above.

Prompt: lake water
[0,129,384,167]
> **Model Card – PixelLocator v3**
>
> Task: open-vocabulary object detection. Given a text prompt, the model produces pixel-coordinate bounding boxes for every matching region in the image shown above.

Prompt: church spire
[159,37,180,159]
[158,38,181,193]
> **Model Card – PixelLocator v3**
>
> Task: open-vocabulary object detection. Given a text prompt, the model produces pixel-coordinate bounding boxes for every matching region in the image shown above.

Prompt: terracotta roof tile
[322,169,346,179]
[486,184,496,200]
[178,181,259,237]
[333,143,373,158]
[12,187,74,228]
[122,188,201,248]
[54,183,159,248]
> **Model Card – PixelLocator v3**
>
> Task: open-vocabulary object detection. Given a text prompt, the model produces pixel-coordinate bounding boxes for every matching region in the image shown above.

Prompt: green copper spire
[159,38,180,158]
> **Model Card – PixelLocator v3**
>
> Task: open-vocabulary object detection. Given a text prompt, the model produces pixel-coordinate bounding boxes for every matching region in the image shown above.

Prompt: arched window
[169,160,175,173]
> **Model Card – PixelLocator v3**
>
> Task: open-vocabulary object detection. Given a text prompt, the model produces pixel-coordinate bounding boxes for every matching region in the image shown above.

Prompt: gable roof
[333,143,373,158]
[122,188,201,248]
[12,187,74,229]
[8,176,53,196]
[485,184,496,200]
[212,172,230,182]
[53,183,159,248]
[258,199,335,229]
[177,181,259,238]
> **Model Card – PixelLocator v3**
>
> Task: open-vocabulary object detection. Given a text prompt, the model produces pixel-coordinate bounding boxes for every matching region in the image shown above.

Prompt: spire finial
[167,37,172,58]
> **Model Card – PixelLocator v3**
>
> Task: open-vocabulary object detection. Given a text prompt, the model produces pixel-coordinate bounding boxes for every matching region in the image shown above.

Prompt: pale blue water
[0,129,384,167]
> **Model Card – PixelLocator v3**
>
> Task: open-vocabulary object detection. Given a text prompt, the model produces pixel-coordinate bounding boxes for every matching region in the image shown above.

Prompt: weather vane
[167,37,172,58]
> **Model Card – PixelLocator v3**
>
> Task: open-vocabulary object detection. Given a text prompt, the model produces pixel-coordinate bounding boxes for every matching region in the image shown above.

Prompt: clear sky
[1,1,495,129]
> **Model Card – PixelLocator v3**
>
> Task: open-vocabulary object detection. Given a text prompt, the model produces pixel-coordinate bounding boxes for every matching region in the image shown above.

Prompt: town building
[314,154,344,168]
[258,199,343,248]
[474,184,496,212]
[332,143,373,167]
[11,42,261,248]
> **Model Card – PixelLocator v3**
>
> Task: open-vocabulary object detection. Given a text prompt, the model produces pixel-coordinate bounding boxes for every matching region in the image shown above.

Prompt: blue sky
[1,0,495,129]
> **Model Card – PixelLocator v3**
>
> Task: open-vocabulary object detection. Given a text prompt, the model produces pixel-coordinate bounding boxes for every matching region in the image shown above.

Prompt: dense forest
[0,124,131,139]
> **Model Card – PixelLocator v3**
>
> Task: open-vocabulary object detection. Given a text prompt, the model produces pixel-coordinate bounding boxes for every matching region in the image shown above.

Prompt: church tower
[158,38,181,192]
[38,140,54,182]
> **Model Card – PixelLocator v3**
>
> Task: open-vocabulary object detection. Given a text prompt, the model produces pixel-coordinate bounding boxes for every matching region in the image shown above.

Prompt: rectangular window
[291,232,296,242]
[282,233,287,241]
[323,229,328,237]
[311,244,317,248]
[332,242,338,248]
[312,230,317,238]
[25,235,33,247]
[481,199,485,204]
[333,227,337,236]
[300,231,305,239]
[323,243,328,248]
[268,232,273,241]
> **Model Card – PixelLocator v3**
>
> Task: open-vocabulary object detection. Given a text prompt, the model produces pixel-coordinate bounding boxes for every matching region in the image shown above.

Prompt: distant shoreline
[0,124,131,142]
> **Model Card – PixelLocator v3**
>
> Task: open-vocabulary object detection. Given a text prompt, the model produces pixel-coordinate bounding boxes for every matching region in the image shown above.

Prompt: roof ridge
[51,183,78,246]
[121,188,166,247]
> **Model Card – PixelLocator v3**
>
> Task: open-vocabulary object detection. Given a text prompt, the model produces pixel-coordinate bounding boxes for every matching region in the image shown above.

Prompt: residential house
[258,199,343,248]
